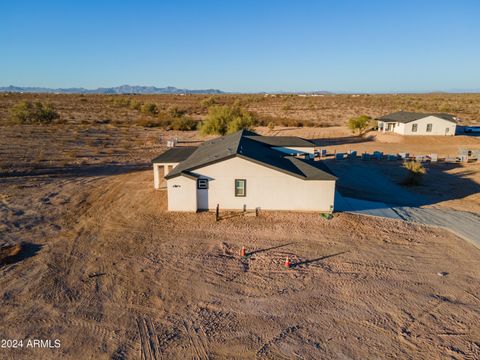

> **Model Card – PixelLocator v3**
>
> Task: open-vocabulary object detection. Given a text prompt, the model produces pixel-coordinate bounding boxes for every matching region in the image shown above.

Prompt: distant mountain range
[0,85,224,94]
[3,85,477,95]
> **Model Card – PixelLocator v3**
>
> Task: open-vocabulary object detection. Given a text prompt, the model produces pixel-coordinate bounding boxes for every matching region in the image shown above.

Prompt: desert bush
[348,115,372,135]
[200,96,218,108]
[402,161,426,186]
[169,106,187,118]
[200,105,256,135]
[267,122,275,130]
[136,117,163,128]
[112,97,131,107]
[141,102,158,115]
[171,117,198,131]
[10,101,60,124]
[130,100,142,110]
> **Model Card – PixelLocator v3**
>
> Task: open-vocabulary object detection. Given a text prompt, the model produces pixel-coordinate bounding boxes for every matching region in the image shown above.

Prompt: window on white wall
[235,179,246,197]
[426,124,433,132]
[197,179,208,189]
[412,124,418,132]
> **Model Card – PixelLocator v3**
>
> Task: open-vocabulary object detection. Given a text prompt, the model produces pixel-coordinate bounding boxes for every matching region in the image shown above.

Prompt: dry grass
[1,93,479,128]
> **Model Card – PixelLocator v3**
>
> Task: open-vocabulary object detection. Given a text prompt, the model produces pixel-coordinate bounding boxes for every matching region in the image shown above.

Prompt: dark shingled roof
[163,129,336,181]
[246,136,315,147]
[378,111,457,124]
[151,147,197,163]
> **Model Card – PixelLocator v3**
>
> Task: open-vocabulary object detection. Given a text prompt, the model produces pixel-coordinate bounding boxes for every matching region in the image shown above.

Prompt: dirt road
[1,170,480,359]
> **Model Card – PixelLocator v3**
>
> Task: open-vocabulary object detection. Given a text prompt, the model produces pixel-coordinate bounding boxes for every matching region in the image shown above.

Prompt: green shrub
[169,106,187,118]
[10,101,60,124]
[130,100,142,110]
[136,117,163,128]
[348,115,372,135]
[200,105,257,135]
[112,97,131,107]
[200,96,218,108]
[402,161,426,186]
[171,117,198,131]
[267,122,275,130]
[141,102,158,115]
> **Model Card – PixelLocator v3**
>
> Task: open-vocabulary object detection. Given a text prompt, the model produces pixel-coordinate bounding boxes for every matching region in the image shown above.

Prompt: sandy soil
[1,170,480,359]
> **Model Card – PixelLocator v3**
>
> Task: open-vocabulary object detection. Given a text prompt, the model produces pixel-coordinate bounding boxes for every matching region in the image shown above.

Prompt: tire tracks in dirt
[182,319,209,360]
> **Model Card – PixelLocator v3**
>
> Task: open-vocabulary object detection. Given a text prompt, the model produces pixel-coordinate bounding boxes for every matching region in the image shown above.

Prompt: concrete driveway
[335,192,480,249]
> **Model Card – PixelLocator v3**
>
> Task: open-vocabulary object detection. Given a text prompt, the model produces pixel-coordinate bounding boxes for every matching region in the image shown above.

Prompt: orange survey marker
[241,246,246,257]
[285,256,291,268]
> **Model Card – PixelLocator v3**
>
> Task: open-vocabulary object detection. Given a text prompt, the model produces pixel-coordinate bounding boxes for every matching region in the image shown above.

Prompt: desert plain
[1,93,480,359]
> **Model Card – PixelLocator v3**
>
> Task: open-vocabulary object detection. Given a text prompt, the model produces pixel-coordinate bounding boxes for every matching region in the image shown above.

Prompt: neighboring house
[377,111,457,136]
[152,129,336,212]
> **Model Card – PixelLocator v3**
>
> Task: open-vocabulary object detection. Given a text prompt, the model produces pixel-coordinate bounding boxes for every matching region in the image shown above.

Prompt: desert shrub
[267,122,275,130]
[348,115,372,135]
[200,96,218,108]
[141,102,158,115]
[200,105,256,135]
[169,106,187,118]
[10,101,60,124]
[130,100,142,110]
[402,161,426,186]
[112,97,131,107]
[171,117,198,131]
[136,117,163,128]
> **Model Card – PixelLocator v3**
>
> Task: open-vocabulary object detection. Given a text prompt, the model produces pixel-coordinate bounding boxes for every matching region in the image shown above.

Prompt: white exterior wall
[190,157,335,212]
[153,162,179,189]
[379,116,456,136]
[400,116,456,136]
[271,146,315,155]
[167,176,197,211]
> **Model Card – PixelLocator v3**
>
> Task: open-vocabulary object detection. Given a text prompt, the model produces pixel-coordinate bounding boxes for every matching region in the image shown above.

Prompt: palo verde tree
[348,115,372,135]
[200,105,256,135]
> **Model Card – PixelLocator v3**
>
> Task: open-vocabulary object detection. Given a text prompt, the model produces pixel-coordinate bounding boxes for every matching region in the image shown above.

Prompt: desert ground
[1,169,480,359]
[1,94,480,359]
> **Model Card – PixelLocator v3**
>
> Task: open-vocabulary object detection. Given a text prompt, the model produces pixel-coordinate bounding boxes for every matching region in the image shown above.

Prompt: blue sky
[1,0,479,92]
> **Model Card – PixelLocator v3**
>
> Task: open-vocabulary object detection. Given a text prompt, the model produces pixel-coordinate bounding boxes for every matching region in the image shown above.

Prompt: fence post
[255,207,259,217]
[216,204,219,221]
[243,204,246,213]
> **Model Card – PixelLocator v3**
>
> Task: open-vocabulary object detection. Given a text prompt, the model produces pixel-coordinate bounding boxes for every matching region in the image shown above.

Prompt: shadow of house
[323,159,480,208]
[312,135,375,147]
[0,163,150,179]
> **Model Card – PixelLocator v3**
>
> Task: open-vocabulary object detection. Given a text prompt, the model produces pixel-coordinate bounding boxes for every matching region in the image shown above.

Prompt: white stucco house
[377,111,457,136]
[152,130,336,212]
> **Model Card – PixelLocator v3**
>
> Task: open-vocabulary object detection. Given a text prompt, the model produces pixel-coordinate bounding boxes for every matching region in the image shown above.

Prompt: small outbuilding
[377,111,457,136]
[152,130,336,212]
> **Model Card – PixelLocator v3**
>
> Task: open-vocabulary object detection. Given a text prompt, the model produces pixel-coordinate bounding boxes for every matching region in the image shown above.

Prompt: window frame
[234,179,246,197]
[426,123,433,132]
[197,178,208,189]
[411,123,418,132]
